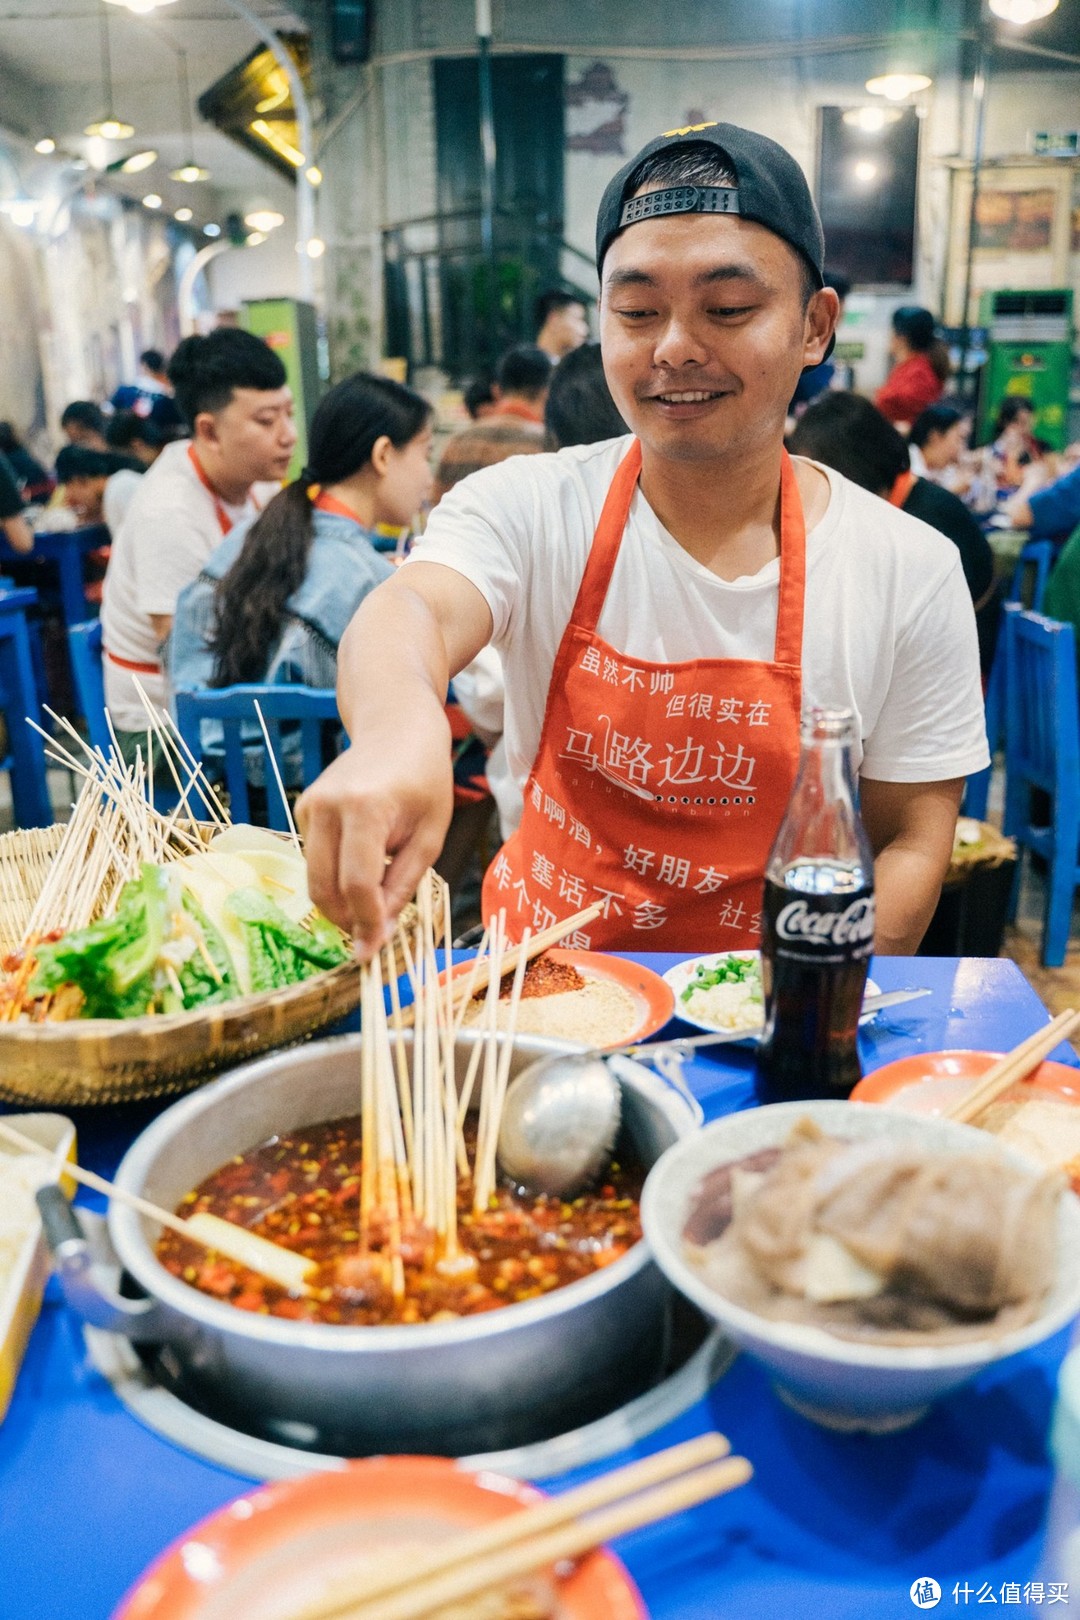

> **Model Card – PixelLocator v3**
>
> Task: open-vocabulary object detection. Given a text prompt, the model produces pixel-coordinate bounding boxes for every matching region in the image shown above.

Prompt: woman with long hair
[875,306,949,428]
[170,370,433,700]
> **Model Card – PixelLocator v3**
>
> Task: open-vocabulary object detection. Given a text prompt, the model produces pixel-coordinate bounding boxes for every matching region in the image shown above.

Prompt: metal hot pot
[45,1032,701,1456]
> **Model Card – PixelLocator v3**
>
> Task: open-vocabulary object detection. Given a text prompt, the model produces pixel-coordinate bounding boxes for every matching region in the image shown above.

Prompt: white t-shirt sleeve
[133,497,213,618]
[859,549,990,782]
[407,456,538,644]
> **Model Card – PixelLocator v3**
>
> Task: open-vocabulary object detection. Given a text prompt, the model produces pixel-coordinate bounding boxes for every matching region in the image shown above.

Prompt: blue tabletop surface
[1,955,1076,1620]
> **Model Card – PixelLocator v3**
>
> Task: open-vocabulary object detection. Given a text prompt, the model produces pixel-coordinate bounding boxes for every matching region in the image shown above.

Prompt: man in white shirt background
[101,328,296,754]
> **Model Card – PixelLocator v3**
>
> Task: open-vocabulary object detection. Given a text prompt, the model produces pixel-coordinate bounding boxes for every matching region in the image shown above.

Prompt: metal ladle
[496,987,931,1198]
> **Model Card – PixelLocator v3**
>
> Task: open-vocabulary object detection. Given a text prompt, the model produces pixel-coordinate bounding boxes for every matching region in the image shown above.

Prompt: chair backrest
[174,684,340,831]
[1007,539,1055,613]
[67,619,111,757]
[1003,602,1080,802]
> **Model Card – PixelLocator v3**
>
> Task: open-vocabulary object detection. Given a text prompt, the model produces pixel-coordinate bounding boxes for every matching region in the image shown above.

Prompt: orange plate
[449,948,675,1050]
[851,1048,1080,1112]
[114,1456,647,1620]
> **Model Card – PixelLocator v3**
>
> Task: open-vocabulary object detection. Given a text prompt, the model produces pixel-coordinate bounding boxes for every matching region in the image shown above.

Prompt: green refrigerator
[978,288,1073,451]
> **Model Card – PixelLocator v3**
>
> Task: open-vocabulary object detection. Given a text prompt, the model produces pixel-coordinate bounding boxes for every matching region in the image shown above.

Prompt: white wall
[204,219,300,312]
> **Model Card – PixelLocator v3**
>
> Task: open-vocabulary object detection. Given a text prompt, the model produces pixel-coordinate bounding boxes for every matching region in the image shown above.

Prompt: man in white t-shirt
[101,328,295,745]
[298,122,988,957]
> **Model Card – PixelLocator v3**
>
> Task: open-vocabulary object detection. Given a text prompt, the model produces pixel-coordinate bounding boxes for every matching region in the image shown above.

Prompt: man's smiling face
[599,209,835,467]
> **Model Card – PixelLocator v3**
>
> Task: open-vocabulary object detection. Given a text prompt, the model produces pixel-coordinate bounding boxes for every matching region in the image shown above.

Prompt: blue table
[1,955,1076,1620]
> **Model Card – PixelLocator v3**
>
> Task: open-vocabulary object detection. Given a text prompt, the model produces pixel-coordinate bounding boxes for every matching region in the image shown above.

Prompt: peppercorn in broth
[156,1115,644,1325]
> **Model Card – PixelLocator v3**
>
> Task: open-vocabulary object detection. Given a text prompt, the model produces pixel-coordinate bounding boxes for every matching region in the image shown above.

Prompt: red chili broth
[156,1114,644,1325]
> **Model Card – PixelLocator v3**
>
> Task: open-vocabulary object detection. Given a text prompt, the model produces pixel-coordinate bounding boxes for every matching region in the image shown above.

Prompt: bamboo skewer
[288,1435,752,1620]
[944,1007,1080,1124]
[253,699,303,855]
[0,1119,314,1295]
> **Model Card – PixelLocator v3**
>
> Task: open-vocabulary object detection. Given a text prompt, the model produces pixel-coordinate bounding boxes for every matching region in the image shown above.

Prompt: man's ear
[193,410,219,448]
[803,287,840,368]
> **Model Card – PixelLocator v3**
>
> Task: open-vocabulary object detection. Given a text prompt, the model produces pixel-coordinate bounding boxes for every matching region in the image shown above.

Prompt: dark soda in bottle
[755,707,875,1103]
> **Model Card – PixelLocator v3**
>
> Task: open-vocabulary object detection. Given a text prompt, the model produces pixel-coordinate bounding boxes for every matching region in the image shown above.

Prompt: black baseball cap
[595,121,826,287]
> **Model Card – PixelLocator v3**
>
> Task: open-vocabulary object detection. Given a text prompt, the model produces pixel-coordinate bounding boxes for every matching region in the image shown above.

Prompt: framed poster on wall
[945,163,1074,325]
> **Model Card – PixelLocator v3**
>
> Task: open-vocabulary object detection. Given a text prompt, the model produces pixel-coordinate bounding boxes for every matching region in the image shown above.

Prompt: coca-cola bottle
[755,706,876,1103]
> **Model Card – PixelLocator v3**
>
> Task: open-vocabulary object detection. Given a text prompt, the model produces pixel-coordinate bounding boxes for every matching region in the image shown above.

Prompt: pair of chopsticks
[0,1117,315,1295]
[944,1006,1080,1125]
[393,899,606,1031]
[288,1432,751,1620]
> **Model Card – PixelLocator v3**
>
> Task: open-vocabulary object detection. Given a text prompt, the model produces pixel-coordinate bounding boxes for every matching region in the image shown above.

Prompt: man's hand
[861,776,964,954]
[297,697,455,953]
[297,563,493,955]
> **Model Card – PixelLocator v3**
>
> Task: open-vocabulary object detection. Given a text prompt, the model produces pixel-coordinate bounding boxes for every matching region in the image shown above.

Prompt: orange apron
[481,440,807,950]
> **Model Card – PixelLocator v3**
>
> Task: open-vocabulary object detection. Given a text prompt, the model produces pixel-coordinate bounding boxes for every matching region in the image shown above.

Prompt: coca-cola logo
[775,896,875,948]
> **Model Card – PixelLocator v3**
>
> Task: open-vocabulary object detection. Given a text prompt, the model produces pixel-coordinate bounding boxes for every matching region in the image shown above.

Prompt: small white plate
[662,950,881,1042]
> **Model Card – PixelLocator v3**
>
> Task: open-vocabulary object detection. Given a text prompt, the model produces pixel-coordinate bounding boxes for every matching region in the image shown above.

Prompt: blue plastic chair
[174,684,341,832]
[1001,603,1080,967]
[964,538,1058,820]
[0,587,52,827]
[67,620,112,758]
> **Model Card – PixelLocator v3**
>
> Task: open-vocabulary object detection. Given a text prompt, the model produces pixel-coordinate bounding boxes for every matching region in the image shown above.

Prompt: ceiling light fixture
[115,148,158,174]
[865,72,933,101]
[842,106,902,133]
[988,0,1058,19]
[84,7,136,138]
[203,222,221,237]
[34,138,56,155]
[249,119,304,168]
[174,205,193,221]
[168,49,211,183]
[305,165,322,186]
[303,236,325,258]
[142,192,162,208]
[244,208,284,232]
[0,198,40,228]
[103,0,178,12]
[853,159,879,183]
[246,230,267,245]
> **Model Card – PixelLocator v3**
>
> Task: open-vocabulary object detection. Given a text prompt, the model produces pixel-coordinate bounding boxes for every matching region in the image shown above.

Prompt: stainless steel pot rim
[109,1030,669,1352]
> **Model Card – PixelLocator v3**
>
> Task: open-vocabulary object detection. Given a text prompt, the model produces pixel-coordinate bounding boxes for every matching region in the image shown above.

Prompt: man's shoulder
[808,461,963,579]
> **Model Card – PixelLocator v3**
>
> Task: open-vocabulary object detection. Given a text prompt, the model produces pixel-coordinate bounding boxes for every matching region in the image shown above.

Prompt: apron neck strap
[888,469,917,508]
[572,439,806,670]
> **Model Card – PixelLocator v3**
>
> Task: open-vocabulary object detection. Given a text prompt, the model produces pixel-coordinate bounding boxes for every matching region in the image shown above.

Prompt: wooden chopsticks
[944,1007,1080,1125]
[0,1118,315,1295]
[288,1432,751,1620]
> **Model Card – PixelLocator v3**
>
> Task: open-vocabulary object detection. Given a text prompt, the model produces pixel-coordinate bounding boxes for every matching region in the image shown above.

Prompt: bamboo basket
[0,825,412,1107]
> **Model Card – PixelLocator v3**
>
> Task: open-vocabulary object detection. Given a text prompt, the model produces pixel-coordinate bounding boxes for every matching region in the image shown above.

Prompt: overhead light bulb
[142,192,162,209]
[85,116,135,140]
[174,206,193,222]
[203,222,221,238]
[118,149,158,174]
[103,0,179,11]
[865,73,933,101]
[989,0,1058,19]
[34,138,56,155]
[305,165,322,186]
[0,198,40,228]
[246,230,267,245]
[170,162,210,184]
[244,209,285,232]
[842,106,901,133]
[853,159,879,183]
[304,236,326,259]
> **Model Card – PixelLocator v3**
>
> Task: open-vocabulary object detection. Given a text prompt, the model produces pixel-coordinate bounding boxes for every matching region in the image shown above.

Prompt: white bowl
[641,1099,1080,1432]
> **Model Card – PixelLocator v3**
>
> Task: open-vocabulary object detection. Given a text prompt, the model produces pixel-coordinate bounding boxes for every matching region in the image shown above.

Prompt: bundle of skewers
[0,694,371,1103]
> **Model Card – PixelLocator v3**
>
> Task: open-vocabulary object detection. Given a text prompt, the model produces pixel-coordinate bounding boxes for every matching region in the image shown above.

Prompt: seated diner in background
[297,122,988,960]
[874,306,948,429]
[1002,452,1080,544]
[0,422,54,505]
[489,346,554,426]
[0,450,33,554]
[100,328,295,761]
[169,370,432,701]
[788,392,1001,679]
[907,403,971,494]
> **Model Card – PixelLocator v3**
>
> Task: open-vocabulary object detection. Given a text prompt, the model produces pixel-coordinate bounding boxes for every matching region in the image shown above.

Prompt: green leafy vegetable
[224,887,349,991]
[30,863,172,1018]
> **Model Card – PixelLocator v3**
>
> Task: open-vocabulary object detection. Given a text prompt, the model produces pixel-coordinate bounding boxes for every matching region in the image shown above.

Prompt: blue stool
[175,684,340,832]
[0,587,52,827]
